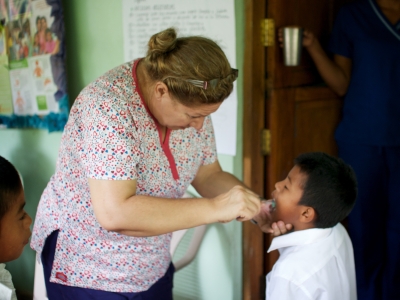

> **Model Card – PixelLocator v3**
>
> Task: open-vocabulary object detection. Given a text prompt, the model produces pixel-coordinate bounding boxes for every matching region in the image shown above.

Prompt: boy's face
[0,189,32,263]
[271,165,307,227]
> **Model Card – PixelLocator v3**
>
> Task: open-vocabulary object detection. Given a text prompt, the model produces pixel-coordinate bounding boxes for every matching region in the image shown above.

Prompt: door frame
[242,0,266,299]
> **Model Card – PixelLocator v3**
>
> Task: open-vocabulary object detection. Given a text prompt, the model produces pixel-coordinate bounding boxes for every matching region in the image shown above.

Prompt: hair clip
[164,68,239,90]
[184,68,239,90]
[185,79,219,90]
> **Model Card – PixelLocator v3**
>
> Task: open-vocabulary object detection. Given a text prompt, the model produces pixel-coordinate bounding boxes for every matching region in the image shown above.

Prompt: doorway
[242,0,350,299]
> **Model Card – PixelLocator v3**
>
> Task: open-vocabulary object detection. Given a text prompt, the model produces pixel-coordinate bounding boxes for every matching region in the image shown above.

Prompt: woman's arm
[192,161,291,235]
[191,159,244,197]
[88,163,261,237]
[191,160,260,221]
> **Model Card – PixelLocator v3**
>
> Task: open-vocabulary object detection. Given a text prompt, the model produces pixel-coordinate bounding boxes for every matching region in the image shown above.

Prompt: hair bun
[147,28,177,61]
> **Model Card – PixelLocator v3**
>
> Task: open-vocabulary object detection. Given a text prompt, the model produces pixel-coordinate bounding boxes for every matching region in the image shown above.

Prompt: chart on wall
[122,0,237,156]
[0,0,68,131]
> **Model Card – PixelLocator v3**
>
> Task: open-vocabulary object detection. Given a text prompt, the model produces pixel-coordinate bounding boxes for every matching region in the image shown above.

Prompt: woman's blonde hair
[143,28,237,107]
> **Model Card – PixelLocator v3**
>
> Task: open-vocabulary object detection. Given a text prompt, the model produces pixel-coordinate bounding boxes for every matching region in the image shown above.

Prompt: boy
[255,152,357,300]
[0,156,32,300]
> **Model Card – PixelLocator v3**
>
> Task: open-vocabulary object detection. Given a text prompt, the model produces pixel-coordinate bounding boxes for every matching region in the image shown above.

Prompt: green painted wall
[0,0,245,298]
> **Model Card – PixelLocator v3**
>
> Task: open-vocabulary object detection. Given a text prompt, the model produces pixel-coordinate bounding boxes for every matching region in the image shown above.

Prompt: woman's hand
[212,185,261,223]
[252,200,293,236]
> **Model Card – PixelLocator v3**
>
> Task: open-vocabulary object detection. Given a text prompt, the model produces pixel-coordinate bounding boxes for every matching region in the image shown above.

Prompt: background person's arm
[303,30,352,96]
[278,29,352,96]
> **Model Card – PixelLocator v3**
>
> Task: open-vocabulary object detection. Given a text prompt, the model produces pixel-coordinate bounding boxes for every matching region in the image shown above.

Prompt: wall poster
[0,0,68,131]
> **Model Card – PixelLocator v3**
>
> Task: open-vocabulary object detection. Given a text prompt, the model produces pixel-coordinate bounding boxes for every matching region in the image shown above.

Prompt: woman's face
[153,91,221,130]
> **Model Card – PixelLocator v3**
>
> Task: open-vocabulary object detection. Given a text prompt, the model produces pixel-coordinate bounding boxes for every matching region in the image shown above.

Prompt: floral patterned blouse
[31,59,217,292]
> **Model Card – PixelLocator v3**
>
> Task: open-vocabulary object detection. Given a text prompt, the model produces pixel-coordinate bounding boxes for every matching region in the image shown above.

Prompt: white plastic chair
[33,194,206,299]
[33,255,48,300]
[170,191,207,271]
[169,225,207,271]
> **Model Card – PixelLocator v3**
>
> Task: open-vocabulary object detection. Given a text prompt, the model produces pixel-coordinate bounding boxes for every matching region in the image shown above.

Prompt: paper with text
[122,0,237,155]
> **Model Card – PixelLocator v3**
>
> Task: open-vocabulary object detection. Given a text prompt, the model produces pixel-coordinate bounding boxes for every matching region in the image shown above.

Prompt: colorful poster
[0,21,14,115]
[0,0,68,131]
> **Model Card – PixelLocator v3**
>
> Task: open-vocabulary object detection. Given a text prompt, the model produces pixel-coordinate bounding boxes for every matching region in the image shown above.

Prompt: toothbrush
[251,198,275,225]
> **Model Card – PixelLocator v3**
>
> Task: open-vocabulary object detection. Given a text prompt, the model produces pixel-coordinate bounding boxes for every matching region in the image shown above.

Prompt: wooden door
[243,0,349,299]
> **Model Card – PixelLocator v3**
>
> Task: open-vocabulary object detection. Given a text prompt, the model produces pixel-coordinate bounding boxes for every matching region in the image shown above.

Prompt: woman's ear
[154,82,169,100]
[299,206,316,224]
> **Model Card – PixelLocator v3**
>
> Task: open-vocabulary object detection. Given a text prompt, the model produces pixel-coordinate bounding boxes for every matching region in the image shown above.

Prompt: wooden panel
[267,88,296,189]
[266,0,335,88]
[295,85,339,101]
[265,88,296,272]
[266,87,341,193]
[242,0,267,299]
[294,98,342,156]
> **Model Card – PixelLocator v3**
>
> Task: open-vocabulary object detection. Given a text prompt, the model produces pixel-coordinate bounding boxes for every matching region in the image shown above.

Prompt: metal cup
[282,27,303,66]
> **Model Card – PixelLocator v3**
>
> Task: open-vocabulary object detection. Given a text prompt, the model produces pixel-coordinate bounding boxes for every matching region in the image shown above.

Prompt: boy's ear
[299,206,316,224]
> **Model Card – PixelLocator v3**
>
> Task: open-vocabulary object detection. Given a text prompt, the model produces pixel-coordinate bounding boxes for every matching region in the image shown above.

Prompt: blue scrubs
[329,1,400,299]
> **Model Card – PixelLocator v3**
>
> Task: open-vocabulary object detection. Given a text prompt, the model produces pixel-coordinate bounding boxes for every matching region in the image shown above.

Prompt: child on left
[0,155,32,300]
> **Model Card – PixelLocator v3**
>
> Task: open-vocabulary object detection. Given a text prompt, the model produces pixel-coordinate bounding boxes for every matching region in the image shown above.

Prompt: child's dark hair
[0,156,22,220]
[295,152,357,228]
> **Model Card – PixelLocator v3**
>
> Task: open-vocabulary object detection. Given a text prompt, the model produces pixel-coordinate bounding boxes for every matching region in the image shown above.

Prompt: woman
[31,28,267,299]
[291,0,400,299]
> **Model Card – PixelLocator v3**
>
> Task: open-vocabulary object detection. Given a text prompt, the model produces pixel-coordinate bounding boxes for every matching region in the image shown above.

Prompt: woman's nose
[191,117,205,130]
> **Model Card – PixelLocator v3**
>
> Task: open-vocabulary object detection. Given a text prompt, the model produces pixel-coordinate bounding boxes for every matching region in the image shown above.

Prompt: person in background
[281,0,400,299]
[35,16,45,54]
[44,28,57,54]
[254,152,358,300]
[32,32,41,56]
[31,27,290,299]
[16,32,28,59]
[0,155,33,300]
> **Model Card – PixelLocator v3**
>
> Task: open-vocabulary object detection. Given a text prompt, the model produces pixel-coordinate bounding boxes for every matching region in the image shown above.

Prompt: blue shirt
[329,0,400,146]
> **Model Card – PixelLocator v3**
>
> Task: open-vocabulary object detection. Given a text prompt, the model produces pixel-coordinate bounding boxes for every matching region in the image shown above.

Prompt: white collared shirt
[0,264,17,300]
[266,223,357,300]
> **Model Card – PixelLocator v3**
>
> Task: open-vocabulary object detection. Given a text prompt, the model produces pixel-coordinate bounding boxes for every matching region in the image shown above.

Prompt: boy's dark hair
[295,152,357,228]
[0,156,22,220]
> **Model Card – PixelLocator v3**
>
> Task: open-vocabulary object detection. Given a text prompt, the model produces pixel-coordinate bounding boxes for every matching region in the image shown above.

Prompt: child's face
[0,189,32,263]
[270,165,307,227]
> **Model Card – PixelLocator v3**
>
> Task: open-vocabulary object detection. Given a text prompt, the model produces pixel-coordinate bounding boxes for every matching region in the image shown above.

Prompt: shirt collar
[267,227,333,253]
[369,0,400,40]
